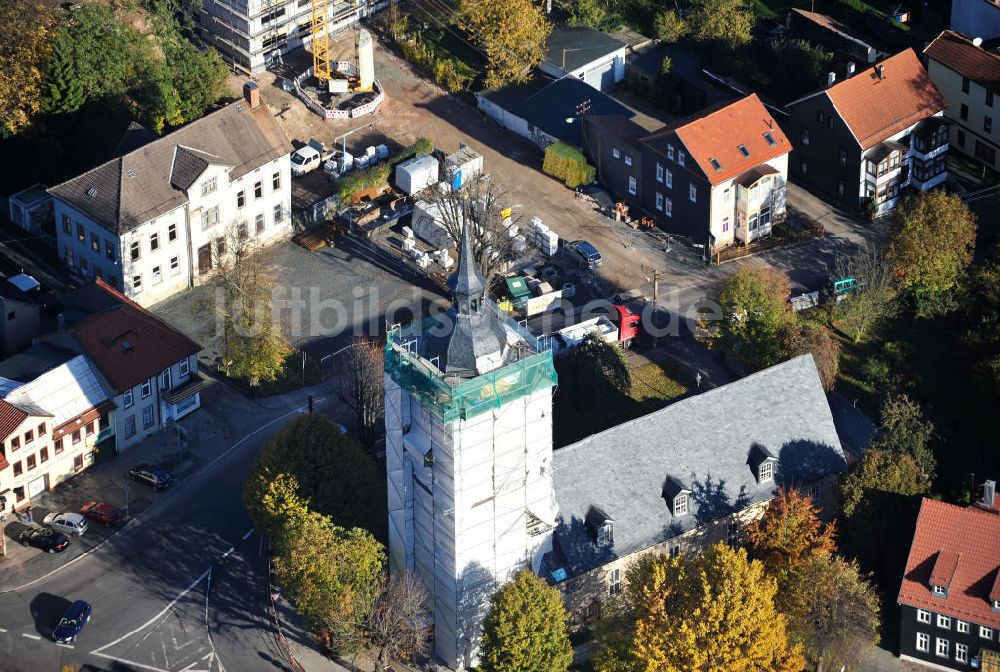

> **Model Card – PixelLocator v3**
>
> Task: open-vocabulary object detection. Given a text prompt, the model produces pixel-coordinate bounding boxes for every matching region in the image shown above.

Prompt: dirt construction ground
[239,33,674,298]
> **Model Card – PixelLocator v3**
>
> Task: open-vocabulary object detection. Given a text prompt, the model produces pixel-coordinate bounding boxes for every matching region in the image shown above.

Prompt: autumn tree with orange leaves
[744,487,837,573]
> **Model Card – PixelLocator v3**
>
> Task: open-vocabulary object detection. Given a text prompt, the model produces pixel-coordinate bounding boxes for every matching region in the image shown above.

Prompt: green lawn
[630,362,689,411]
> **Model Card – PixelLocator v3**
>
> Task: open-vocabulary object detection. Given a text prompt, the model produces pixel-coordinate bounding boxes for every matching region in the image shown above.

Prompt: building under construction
[197,0,389,74]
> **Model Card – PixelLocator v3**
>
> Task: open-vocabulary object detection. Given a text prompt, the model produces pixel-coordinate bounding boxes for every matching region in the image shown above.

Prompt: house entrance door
[198,245,212,275]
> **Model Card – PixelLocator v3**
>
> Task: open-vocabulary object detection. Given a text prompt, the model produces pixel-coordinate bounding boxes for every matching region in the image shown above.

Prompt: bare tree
[422,172,523,285]
[832,245,899,342]
[335,337,385,446]
[216,222,289,387]
[367,572,432,671]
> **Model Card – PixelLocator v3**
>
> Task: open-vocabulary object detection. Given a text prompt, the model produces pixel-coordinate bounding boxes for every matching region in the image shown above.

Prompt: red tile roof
[899,498,1000,628]
[825,49,947,150]
[69,280,201,394]
[647,94,791,186]
[930,550,960,588]
[925,30,1000,94]
[0,400,27,440]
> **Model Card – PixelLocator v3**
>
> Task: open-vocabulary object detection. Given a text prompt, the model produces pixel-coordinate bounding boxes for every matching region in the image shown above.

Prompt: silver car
[43,512,89,537]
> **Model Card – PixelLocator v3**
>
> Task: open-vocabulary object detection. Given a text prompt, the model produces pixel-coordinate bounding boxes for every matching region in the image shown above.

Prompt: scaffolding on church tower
[311,0,333,83]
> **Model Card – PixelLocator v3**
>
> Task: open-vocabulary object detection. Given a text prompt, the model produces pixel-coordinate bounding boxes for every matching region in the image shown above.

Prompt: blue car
[128,463,172,491]
[52,600,91,644]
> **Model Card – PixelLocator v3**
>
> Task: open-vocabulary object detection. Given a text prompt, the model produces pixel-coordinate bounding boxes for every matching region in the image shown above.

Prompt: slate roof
[790,49,947,150]
[542,25,626,74]
[49,98,291,235]
[67,280,201,393]
[925,30,1000,94]
[585,115,648,149]
[642,94,792,186]
[551,354,847,577]
[898,498,1000,628]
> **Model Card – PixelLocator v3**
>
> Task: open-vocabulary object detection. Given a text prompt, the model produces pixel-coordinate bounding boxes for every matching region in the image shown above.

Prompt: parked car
[291,139,334,176]
[80,501,123,527]
[19,527,71,553]
[127,464,172,491]
[43,512,88,537]
[52,600,92,644]
[566,240,603,270]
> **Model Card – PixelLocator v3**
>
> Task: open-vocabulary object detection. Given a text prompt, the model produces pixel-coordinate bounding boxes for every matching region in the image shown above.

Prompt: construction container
[376,144,389,160]
[444,145,484,189]
[396,155,440,195]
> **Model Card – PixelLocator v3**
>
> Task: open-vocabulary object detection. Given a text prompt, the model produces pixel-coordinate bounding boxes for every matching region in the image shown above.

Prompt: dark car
[127,464,172,491]
[566,240,603,270]
[80,501,123,526]
[19,527,71,554]
[52,600,91,644]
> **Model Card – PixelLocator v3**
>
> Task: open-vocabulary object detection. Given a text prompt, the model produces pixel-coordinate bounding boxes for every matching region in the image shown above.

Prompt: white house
[538,25,627,92]
[49,82,293,308]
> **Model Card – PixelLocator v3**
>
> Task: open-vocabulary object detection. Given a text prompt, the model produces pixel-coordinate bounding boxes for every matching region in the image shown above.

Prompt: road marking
[55,642,74,649]
[21,633,41,640]
[179,651,217,672]
[241,528,254,541]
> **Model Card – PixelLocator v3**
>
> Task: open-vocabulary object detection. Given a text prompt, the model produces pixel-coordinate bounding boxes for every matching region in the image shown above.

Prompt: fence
[714,214,824,264]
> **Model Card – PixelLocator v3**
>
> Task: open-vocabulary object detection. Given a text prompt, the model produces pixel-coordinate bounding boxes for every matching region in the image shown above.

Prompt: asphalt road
[0,402,312,672]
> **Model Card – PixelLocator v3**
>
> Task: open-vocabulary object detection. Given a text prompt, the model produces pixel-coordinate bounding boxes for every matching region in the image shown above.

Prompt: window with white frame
[674,494,688,515]
[612,147,621,159]
[624,155,632,167]
[201,176,217,196]
[678,151,686,166]
[759,461,774,482]
[140,380,152,399]
[656,163,664,182]
[655,192,664,211]
[161,368,171,390]
[664,197,673,217]
[152,266,161,285]
[916,633,929,652]
[273,203,283,224]
[170,256,179,275]
[597,523,613,546]
[123,389,134,408]
[933,585,946,596]
[669,545,680,558]
[132,274,142,292]
[937,614,951,629]
[956,643,968,663]
[917,609,931,624]
[936,638,949,658]
[667,144,675,160]
[142,405,154,429]
[180,358,190,377]
[608,568,621,596]
[665,169,673,188]
[201,206,220,231]
[168,223,177,241]
[689,184,697,202]
[981,625,993,639]
[957,619,969,633]
[628,176,637,195]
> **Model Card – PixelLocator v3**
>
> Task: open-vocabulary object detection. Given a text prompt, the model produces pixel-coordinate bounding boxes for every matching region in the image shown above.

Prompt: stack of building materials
[432,248,454,271]
[396,154,440,195]
[527,217,559,256]
[402,238,416,252]
[444,144,484,189]
[412,201,452,249]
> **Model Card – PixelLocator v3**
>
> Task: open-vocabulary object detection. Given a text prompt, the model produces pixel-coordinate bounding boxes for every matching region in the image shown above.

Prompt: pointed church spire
[452,217,485,312]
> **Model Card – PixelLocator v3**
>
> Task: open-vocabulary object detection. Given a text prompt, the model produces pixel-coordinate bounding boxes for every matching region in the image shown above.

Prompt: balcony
[162,373,205,406]
[910,118,950,161]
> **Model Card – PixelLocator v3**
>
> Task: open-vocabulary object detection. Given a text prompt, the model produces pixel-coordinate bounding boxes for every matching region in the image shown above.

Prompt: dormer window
[994,599,1000,612]
[673,494,689,516]
[932,584,946,597]
[597,522,613,546]
[663,476,692,516]
[929,550,959,598]
[586,506,614,547]
[748,444,777,484]
[759,460,774,482]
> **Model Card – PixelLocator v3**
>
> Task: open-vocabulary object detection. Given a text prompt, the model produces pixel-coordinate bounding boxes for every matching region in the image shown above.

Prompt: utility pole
[652,269,660,348]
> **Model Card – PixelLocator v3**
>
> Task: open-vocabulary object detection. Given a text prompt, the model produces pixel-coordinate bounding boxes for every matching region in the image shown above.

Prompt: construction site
[292,25,385,120]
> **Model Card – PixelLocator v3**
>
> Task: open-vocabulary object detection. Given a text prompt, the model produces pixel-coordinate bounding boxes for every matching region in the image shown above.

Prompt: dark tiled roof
[68,280,201,393]
[898,498,1000,628]
[507,77,634,147]
[0,342,78,382]
[543,25,626,73]
[925,30,1000,94]
[552,355,847,578]
[49,98,291,235]
[112,122,158,157]
[586,115,648,148]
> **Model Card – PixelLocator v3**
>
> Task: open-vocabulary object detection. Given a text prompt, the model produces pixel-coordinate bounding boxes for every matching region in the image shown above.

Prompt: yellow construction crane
[312,0,332,83]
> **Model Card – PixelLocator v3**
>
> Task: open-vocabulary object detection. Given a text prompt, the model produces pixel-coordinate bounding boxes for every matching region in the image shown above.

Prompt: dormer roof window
[586,506,614,546]
[747,444,778,484]
[990,569,1000,611]
[663,476,692,516]
[929,550,960,598]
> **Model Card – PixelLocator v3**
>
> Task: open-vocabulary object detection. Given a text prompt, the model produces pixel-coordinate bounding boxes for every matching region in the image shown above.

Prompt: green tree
[460,0,552,89]
[964,246,1000,390]
[890,190,976,313]
[244,413,386,537]
[832,245,899,343]
[870,393,936,479]
[164,38,229,122]
[744,487,837,576]
[688,0,755,50]
[570,0,607,28]
[480,570,573,672]
[660,55,674,77]
[553,332,632,446]
[43,38,86,116]
[272,507,385,645]
[631,544,804,672]
[134,58,184,133]
[780,554,880,672]
[714,267,795,371]
[780,323,841,391]
[0,0,54,136]
[654,9,688,42]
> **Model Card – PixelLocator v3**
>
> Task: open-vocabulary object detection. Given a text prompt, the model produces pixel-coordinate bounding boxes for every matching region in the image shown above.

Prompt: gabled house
[787,8,878,63]
[584,94,792,252]
[898,491,1000,670]
[546,354,848,625]
[0,355,113,515]
[48,83,292,307]
[60,280,203,451]
[785,49,949,216]
[925,30,1000,170]
[539,25,627,92]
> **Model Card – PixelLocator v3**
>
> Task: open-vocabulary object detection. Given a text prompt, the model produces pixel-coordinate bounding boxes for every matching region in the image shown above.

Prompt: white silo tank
[357,29,375,92]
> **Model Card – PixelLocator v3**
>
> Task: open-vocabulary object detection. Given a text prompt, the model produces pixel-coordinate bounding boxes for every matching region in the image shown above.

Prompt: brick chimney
[243,81,261,109]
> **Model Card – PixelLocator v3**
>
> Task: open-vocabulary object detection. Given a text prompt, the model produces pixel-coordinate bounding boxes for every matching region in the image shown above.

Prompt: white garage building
[538,25,627,92]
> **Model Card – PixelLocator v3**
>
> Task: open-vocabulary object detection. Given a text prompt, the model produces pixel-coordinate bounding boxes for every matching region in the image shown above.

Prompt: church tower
[384,221,558,669]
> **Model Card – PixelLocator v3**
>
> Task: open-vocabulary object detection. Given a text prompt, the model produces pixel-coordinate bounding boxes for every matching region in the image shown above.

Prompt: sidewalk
[0,374,332,592]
